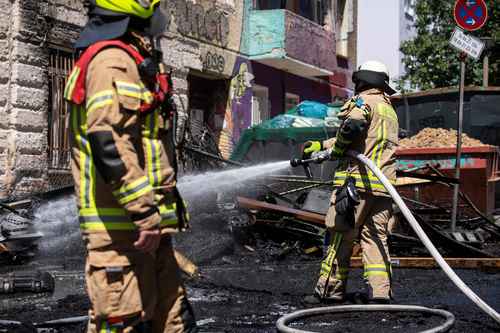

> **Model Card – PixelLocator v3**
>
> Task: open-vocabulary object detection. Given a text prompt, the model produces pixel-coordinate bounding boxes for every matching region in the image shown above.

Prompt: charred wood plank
[237,196,325,226]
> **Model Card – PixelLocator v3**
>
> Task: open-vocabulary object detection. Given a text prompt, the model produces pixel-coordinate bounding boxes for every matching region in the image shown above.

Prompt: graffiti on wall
[228,60,254,141]
[230,62,254,106]
[162,0,230,47]
[202,51,226,73]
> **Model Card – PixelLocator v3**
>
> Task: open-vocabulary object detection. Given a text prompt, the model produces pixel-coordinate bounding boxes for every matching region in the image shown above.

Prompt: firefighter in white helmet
[304,60,399,304]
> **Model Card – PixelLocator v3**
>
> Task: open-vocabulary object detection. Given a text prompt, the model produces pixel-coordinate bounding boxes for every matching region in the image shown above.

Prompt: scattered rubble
[399,128,488,148]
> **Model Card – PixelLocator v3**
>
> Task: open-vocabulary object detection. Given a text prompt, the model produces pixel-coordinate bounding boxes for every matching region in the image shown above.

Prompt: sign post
[450,54,466,233]
[449,0,488,232]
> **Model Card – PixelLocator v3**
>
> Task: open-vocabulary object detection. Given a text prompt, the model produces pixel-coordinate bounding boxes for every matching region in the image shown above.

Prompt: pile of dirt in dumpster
[399,128,488,148]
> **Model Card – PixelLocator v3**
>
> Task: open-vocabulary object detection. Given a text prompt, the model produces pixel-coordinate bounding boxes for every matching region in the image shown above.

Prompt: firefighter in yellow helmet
[65,1,197,332]
[304,61,399,304]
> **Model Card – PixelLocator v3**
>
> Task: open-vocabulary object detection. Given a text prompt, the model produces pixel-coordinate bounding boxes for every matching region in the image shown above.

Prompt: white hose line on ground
[276,304,455,333]
[347,151,500,325]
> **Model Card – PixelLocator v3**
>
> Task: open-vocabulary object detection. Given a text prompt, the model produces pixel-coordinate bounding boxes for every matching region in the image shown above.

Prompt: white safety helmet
[359,60,390,77]
[353,60,396,95]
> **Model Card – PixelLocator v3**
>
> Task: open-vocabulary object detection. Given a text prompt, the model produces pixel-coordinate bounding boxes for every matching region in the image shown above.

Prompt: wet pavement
[1,258,499,332]
[1,200,500,332]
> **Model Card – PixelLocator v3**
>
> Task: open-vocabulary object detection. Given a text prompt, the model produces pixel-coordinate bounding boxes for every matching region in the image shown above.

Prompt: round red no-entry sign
[454,0,488,31]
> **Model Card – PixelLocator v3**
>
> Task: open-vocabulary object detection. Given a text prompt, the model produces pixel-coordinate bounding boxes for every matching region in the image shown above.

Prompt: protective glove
[303,141,322,157]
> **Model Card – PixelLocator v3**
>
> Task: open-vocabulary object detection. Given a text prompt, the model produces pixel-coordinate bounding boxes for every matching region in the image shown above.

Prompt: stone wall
[0,0,86,199]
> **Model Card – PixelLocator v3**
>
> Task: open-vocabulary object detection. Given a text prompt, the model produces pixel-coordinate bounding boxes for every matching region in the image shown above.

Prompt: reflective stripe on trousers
[363,263,391,278]
[320,232,344,279]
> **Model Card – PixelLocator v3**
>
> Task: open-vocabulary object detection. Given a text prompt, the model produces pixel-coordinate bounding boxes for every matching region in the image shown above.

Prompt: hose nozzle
[290,158,302,167]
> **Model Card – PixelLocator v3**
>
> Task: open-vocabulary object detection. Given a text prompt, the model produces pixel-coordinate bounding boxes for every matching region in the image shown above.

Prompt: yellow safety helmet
[93,0,161,19]
[76,0,166,49]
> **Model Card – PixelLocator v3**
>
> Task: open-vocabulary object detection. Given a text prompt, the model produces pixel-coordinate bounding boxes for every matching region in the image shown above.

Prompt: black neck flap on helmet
[75,1,164,50]
[352,70,396,95]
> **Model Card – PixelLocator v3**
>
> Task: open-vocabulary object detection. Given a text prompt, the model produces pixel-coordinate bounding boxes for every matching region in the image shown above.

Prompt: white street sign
[449,27,485,60]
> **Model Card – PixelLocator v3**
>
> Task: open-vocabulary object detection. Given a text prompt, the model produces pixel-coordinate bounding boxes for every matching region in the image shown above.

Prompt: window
[48,47,75,171]
[336,0,346,23]
[285,92,300,112]
[314,0,325,25]
[255,0,285,10]
[251,85,270,126]
[255,0,326,25]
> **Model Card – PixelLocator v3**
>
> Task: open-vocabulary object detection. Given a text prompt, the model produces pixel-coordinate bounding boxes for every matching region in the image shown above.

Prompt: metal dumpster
[396,146,500,215]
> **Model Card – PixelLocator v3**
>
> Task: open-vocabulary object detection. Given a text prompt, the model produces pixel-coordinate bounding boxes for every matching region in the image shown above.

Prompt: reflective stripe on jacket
[65,45,180,242]
[324,89,399,194]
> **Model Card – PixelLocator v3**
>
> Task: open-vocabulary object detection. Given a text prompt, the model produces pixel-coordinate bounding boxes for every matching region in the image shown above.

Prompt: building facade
[0,0,87,198]
[0,0,352,199]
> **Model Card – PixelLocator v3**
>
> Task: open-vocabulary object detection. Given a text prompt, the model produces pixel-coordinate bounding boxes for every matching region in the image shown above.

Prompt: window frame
[251,84,270,126]
[47,46,75,171]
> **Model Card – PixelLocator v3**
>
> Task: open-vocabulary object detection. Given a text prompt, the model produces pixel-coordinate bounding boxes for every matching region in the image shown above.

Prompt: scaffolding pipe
[346,151,500,325]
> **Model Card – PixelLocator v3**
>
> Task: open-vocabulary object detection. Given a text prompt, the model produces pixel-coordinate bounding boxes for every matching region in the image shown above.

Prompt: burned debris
[0,202,42,264]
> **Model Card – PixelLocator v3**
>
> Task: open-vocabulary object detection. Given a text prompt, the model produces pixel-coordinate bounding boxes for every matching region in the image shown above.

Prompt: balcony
[243,9,336,78]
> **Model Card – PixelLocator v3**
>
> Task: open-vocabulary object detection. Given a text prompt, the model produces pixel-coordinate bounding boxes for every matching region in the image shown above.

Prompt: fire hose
[277,305,455,333]
[280,150,500,332]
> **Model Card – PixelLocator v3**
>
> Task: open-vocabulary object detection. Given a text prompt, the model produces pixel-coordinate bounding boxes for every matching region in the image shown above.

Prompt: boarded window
[48,48,75,171]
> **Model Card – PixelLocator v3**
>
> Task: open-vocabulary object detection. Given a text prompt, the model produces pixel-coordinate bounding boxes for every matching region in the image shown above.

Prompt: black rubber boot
[303,293,345,305]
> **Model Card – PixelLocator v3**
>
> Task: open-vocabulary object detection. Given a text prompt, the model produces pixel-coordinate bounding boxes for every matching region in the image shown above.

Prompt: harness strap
[65,40,145,105]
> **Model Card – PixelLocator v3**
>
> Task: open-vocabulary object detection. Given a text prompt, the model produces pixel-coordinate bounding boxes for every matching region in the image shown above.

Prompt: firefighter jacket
[64,43,182,250]
[324,89,399,195]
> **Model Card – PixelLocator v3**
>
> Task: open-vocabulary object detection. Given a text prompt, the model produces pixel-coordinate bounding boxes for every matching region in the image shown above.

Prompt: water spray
[178,161,291,201]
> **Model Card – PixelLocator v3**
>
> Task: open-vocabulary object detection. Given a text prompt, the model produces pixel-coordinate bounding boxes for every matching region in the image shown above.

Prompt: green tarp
[230,101,341,162]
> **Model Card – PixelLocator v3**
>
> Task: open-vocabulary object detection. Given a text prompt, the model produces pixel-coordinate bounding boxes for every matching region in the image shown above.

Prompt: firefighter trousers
[316,192,393,300]
[85,236,197,333]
